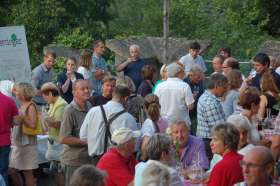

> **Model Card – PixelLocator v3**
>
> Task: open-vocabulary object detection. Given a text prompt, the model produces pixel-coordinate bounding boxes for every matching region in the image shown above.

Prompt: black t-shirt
[89,95,111,106]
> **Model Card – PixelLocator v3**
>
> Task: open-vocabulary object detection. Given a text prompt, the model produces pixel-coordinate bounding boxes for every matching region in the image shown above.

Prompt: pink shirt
[0,92,18,146]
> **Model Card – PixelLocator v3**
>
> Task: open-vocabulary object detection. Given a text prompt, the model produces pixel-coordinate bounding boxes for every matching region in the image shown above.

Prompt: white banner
[0,26,31,82]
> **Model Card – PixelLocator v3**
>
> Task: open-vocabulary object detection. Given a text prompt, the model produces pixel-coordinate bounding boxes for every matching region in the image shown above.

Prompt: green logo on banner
[11,33,17,47]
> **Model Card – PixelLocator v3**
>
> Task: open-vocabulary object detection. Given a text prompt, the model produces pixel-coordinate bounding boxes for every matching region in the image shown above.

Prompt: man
[80,85,137,164]
[0,92,18,186]
[219,46,231,59]
[249,52,280,90]
[89,76,116,106]
[96,128,139,186]
[183,66,204,134]
[179,42,207,75]
[116,44,146,91]
[92,40,109,95]
[236,146,275,186]
[59,80,92,186]
[31,50,56,105]
[154,62,194,125]
[212,55,225,74]
[196,73,228,160]
[170,120,209,169]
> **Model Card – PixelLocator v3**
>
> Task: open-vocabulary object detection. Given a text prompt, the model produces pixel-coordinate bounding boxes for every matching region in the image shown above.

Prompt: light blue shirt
[179,53,207,75]
[221,90,239,118]
[91,54,108,95]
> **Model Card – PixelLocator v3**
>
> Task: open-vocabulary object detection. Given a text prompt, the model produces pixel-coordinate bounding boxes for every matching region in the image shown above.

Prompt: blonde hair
[15,82,36,101]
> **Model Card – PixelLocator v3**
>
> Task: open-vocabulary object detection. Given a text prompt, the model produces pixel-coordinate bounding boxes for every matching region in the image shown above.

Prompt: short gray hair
[227,114,252,142]
[129,44,140,51]
[142,162,171,186]
[145,134,171,160]
[211,122,239,151]
[189,66,204,76]
[170,120,190,131]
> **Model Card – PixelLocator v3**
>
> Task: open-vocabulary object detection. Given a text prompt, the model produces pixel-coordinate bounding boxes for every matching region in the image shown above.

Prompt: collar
[106,100,124,109]
[166,77,183,82]
[70,100,91,112]
[41,63,50,72]
[93,53,101,59]
[205,90,220,102]
[180,135,193,160]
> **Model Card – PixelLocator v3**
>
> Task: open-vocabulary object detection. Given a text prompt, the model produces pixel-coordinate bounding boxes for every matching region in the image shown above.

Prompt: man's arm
[116,59,133,72]
[59,107,87,146]
[184,85,195,110]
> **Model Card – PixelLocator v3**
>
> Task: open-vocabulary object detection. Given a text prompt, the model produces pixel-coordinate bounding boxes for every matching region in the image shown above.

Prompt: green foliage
[54,27,93,49]
[53,57,66,76]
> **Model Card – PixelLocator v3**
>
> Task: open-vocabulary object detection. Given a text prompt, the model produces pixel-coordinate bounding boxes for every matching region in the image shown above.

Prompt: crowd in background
[1,40,280,186]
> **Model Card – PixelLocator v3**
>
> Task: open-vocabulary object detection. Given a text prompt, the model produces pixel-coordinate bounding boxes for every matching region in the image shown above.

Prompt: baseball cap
[166,62,184,77]
[112,128,140,145]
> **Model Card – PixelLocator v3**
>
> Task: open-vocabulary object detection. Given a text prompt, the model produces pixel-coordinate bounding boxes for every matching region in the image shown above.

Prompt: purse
[22,102,44,135]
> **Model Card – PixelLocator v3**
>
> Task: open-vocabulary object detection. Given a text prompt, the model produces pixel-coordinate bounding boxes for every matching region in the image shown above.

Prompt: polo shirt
[31,63,54,104]
[123,58,146,90]
[59,100,92,166]
[96,147,137,186]
[154,77,194,126]
[208,151,243,186]
[0,92,18,146]
[179,53,207,75]
[80,101,138,157]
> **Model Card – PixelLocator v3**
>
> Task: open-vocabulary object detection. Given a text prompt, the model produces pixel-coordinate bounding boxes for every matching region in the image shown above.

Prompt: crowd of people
[1,40,280,186]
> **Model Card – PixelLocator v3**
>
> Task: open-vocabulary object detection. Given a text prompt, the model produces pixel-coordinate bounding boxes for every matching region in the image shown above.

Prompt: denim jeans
[0,145,11,186]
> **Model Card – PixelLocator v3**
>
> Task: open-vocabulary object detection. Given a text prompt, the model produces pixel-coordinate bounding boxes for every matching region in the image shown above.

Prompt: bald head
[242,146,274,186]
[247,146,274,164]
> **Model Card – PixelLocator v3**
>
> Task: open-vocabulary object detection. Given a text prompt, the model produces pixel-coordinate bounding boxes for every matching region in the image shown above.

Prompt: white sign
[0,26,31,82]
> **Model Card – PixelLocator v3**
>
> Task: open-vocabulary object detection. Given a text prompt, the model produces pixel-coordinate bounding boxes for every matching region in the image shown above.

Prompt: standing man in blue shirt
[116,44,146,91]
[179,42,207,76]
[92,40,109,95]
[31,50,56,105]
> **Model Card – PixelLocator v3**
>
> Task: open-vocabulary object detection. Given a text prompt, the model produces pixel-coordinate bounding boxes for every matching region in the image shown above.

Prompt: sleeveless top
[264,93,279,116]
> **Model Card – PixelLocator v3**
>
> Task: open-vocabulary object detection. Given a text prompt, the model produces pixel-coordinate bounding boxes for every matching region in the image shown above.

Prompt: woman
[57,57,84,103]
[258,71,280,119]
[237,86,261,144]
[207,123,243,186]
[209,115,255,171]
[134,134,184,186]
[41,82,68,186]
[140,94,168,160]
[137,65,155,97]
[222,69,243,118]
[9,82,38,186]
[222,57,240,76]
[77,49,94,90]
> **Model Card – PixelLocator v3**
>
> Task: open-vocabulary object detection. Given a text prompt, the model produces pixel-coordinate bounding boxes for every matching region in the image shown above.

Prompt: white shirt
[80,101,138,156]
[179,53,207,75]
[154,78,195,125]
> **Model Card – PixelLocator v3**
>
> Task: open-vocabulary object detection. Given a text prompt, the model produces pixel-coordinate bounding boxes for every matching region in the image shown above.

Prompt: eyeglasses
[239,160,266,169]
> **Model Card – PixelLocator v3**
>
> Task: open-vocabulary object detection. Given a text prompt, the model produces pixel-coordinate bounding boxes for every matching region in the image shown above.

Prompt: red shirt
[208,151,244,186]
[97,147,138,186]
[0,92,18,146]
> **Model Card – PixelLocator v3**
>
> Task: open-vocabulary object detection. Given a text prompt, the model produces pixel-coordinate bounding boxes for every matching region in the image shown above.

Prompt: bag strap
[100,105,126,154]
